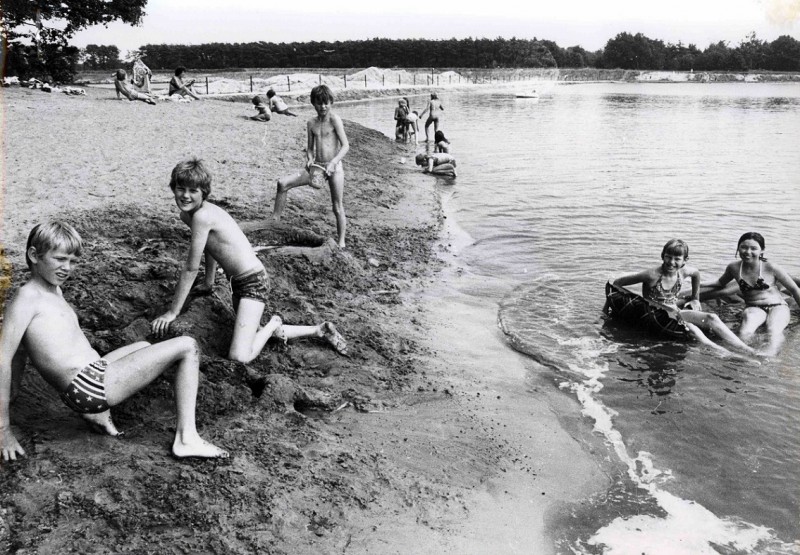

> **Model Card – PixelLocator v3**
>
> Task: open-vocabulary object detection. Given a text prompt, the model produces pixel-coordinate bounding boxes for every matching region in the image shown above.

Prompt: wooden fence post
[365,75,367,87]
[344,74,347,88]
[205,77,209,95]
[249,75,253,92]
[287,75,290,91]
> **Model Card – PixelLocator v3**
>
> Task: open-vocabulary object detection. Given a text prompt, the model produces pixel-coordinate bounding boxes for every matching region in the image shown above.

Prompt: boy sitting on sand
[0,222,227,461]
[267,89,297,117]
[273,85,350,248]
[151,158,348,362]
[250,95,272,121]
[114,69,156,105]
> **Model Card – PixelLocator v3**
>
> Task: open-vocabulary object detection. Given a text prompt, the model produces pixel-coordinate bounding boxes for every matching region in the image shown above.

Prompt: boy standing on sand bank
[273,85,349,248]
[151,159,347,362]
[0,222,227,461]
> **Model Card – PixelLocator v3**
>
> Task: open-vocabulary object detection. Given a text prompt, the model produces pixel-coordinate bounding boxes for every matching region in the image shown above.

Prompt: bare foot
[82,411,123,437]
[271,315,287,345]
[321,322,348,356]
[172,435,229,459]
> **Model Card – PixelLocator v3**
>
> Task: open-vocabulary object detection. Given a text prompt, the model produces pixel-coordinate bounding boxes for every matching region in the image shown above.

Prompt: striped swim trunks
[59,359,110,414]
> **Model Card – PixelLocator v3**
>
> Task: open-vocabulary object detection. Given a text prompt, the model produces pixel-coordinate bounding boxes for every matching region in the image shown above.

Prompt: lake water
[336,81,800,554]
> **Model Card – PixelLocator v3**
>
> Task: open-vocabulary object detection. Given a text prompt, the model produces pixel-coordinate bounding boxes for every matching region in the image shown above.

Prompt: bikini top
[737,260,770,293]
[649,271,682,305]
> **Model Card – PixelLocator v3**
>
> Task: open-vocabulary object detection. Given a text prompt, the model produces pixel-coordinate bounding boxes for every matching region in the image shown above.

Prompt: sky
[71,0,800,55]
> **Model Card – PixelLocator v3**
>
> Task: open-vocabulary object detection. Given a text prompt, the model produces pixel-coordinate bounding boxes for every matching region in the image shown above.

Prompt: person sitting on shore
[250,95,272,121]
[151,158,348,361]
[0,221,228,461]
[114,70,156,105]
[415,152,457,177]
[434,130,450,153]
[168,66,201,100]
[613,239,757,357]
[130,54,153,95]
[266,89,298,117]
[273,84,350,248]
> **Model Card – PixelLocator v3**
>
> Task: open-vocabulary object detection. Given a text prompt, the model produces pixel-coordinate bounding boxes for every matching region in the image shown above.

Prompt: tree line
[2,0,799,82]
[77,34,800,76]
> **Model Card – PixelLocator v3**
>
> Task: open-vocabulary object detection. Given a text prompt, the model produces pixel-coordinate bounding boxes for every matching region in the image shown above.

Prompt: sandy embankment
[0,84,605,553]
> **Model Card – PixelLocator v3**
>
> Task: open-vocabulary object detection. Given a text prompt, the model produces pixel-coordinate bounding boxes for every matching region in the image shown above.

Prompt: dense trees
[82,44,122,70]
[1,0,147,81]
[98,34,797,74]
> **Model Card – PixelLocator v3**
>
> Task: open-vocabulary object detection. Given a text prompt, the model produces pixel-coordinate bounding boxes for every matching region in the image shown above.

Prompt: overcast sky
[71,0,800,54]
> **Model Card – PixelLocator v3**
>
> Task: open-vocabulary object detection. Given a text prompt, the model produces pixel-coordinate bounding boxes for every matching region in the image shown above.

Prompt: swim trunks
[230,267,270,311]
[60,359,110,414]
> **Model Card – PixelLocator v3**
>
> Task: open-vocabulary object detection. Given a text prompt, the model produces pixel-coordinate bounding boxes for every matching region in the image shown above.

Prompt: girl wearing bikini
[613,239,756,356]
[703,232,800,356]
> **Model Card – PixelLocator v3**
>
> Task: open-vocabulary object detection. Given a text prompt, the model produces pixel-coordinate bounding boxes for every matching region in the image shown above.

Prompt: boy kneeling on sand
[151,158,348,362]
[0,222,228,461]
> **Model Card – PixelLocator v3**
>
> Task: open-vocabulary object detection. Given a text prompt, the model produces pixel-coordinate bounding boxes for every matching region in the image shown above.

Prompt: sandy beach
[0,83,606,553]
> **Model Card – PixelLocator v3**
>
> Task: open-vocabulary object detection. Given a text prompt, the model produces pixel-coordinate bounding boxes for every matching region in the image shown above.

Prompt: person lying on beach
[613,239,757,357]
[394,99,409,141]
[168,66,201,100]
[701,232,800,356]
[0,222,228,461]
[151,158,348,362]
[250,95,272,121]
[434,130,450,153]
[114,70,156,105]
[415,152,457,177]
[267,89,297,117]
[273,84,350,248]
[419,92,444,142]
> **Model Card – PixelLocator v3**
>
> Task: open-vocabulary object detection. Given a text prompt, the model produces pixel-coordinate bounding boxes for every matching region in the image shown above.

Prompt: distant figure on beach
[419,92,444,142]
[151,158,348,361]
[415,152,457,177]
[114,70,156,105]
[0,222,228,461]
[250,95,272,121]
[701,232,800,356]
[267,89,297,117]
[168,66,201,100]
[613,239,757,357]
[130,54,152,94]
[394,98,409,141]
[434,130,450,153]
[273,85,350,248]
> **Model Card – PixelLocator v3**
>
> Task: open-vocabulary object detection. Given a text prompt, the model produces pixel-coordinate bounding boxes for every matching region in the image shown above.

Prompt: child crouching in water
[0,222,228,460]
[613,239,756,357]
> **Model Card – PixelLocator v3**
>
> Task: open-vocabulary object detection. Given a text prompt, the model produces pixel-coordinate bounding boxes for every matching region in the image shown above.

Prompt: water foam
[556,335,780,555]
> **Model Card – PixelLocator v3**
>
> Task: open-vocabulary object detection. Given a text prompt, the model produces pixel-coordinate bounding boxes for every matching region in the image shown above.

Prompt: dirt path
[0,85,604,554]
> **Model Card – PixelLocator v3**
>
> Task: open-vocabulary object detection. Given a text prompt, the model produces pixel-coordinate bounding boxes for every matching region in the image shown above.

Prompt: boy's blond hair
[169,158,212,199]
[25,221,83,269]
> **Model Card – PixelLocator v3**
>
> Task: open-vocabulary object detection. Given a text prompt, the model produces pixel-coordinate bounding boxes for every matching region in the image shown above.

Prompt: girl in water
[419,92,444,142]
[614,239,756,356]
[703,232,800,356]
[434,130,450,153]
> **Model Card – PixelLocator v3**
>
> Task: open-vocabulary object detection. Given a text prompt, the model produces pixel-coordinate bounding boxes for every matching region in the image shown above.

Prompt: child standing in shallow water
[419,92,444,142]
[613,239,757,357]
[702,232,800,356]
[273,85,350,248]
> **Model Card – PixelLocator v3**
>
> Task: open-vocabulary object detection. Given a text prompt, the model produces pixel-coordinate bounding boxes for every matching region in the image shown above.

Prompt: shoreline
[0,83,606,553]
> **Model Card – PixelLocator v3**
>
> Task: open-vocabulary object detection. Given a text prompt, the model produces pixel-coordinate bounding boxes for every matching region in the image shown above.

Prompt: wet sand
[0,84,605,553]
